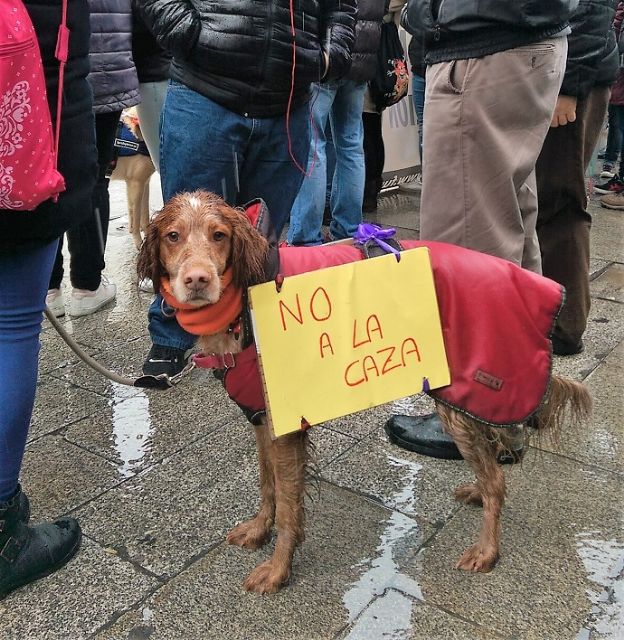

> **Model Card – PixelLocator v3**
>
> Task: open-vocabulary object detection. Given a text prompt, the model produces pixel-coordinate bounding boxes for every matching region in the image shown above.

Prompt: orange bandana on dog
[160,269,243,336]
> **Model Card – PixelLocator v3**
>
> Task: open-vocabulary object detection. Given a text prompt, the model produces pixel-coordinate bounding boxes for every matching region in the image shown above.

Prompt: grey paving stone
[73,421,268,577]
[0,538,158,640]
[539,340,624,474]
[401,452,624,639]
[48,336,154,401]
[589,203,624,263]
[340,589,502,640]
[552,298,624,380]
[29,373,110,442]
[39,322,98,374]
[321,435,472,526]
[56,296,150,352]
[21,434,121,518]
[93,483,426,640]
[592,262,624,303]
[63,369,242,477]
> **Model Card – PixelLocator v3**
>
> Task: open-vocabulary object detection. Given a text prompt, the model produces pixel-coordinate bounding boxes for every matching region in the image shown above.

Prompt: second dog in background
[109,108,156,249]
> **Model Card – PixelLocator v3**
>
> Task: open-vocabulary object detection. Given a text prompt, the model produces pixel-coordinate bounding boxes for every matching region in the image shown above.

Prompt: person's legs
[386,39,566,459]
[420,38,566,268]
[362,111,384,213]
[411,73,426,165]
[0,240,82,598]
[287,83,336,246]
[67,110,121,291]
[238,103,311,236]
[160,81,253,203]
[146,82,258,371]
[328,79,367,240]
[614,104,624,177]
[537,85,610,353]
[0,241,57,499]
[135,80,168,172]
[602,103,621,174]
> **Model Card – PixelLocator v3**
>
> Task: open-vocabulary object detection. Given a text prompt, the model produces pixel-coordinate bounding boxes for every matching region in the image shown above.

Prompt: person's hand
[550,95,577,127]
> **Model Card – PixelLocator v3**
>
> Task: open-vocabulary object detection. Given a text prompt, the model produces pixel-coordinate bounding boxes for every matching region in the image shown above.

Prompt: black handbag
[369,20,410,111]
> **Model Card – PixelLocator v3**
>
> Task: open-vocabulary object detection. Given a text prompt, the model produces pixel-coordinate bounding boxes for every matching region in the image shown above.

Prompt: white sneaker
[398,173,422,192]
[138,277,153,293]
[69,275,117,317]
[600,165,616,179]
[45,288,65,317]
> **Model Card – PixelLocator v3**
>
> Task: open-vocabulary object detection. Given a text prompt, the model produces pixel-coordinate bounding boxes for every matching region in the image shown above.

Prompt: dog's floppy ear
[137,219,164,291]
[223,205,269,289]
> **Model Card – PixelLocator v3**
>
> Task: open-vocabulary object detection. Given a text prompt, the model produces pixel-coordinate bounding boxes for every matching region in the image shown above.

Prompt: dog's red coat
[201,241,563,427]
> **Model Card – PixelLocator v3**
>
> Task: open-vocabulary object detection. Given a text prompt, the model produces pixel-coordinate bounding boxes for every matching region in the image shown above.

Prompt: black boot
[0,486,81,599]
[384,414,524,464]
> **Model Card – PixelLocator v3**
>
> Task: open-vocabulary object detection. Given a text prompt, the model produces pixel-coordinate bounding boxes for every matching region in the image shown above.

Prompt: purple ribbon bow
[354,223,400,257]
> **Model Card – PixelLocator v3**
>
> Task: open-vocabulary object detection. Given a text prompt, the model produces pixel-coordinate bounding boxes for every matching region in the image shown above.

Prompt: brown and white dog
[137,190,592,594]
[110,108,156,249]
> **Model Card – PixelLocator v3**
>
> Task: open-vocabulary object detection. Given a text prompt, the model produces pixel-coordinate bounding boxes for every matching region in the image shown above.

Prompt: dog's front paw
[456,544,498,572]
[454,483,483,506]
[227,517,272,550]
[243,559,290,594]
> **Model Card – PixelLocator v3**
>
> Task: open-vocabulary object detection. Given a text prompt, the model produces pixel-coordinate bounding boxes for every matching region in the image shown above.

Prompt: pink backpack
[0,0,68,211]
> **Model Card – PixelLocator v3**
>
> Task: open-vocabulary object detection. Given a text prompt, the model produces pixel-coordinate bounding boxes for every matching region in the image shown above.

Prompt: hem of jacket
[426,25,569,64]
[169,66,312,118]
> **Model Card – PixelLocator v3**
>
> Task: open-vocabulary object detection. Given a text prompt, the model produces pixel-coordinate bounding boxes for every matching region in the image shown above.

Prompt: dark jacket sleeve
[140,0,200,59]
[560,0,619,97]
[317,0,358,81]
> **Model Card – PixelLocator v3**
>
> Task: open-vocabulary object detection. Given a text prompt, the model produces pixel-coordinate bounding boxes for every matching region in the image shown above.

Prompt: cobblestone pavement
[1,174,622,639]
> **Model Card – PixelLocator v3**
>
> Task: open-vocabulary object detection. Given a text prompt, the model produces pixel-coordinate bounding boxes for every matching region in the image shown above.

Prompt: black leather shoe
[0,487,81,600]
[385,414,524,464]
[385,413,463,459]
[552,336,584,356]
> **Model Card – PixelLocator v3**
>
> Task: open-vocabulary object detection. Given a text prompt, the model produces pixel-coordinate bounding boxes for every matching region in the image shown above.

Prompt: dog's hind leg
[227,419,275,551]
[126,179,144,249]
[139,179,151,244]
[437,404,505,572]
[243,430,307,594]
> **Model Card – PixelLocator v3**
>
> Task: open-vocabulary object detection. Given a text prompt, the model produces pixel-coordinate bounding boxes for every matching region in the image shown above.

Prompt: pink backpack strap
[53,0,69,166]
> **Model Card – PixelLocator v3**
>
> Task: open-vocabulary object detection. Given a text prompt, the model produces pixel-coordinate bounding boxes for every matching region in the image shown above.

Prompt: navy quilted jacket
[87,0,140,113]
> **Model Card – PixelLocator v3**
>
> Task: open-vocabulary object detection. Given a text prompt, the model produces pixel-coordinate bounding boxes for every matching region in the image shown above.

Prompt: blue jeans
[149,81,311,350]
[0,241,58,501]
[604,103,624,171]
[412,74,426,165]
[288,79,367,246]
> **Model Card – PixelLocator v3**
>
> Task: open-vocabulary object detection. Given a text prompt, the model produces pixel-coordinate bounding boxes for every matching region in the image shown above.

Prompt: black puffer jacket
[561,0,619,97]
[349,0,385,83]
[140,0,357,117]
[401,0,576,64]
[0,0,97,252]
[87,0,140,113]
[131,0,171,83]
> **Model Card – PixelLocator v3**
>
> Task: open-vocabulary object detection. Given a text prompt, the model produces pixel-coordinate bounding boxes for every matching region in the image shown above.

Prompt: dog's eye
[166,231,179,242]
[213,231,226,241]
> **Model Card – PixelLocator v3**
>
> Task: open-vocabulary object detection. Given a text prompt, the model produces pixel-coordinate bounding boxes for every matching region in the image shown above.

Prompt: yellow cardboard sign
[248,247,450,437]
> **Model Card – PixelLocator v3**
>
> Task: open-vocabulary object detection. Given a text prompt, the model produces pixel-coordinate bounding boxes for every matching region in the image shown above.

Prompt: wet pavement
[1,173,622,639]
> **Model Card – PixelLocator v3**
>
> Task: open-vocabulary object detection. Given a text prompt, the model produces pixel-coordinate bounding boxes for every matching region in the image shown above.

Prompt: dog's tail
[533,375,592,446]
